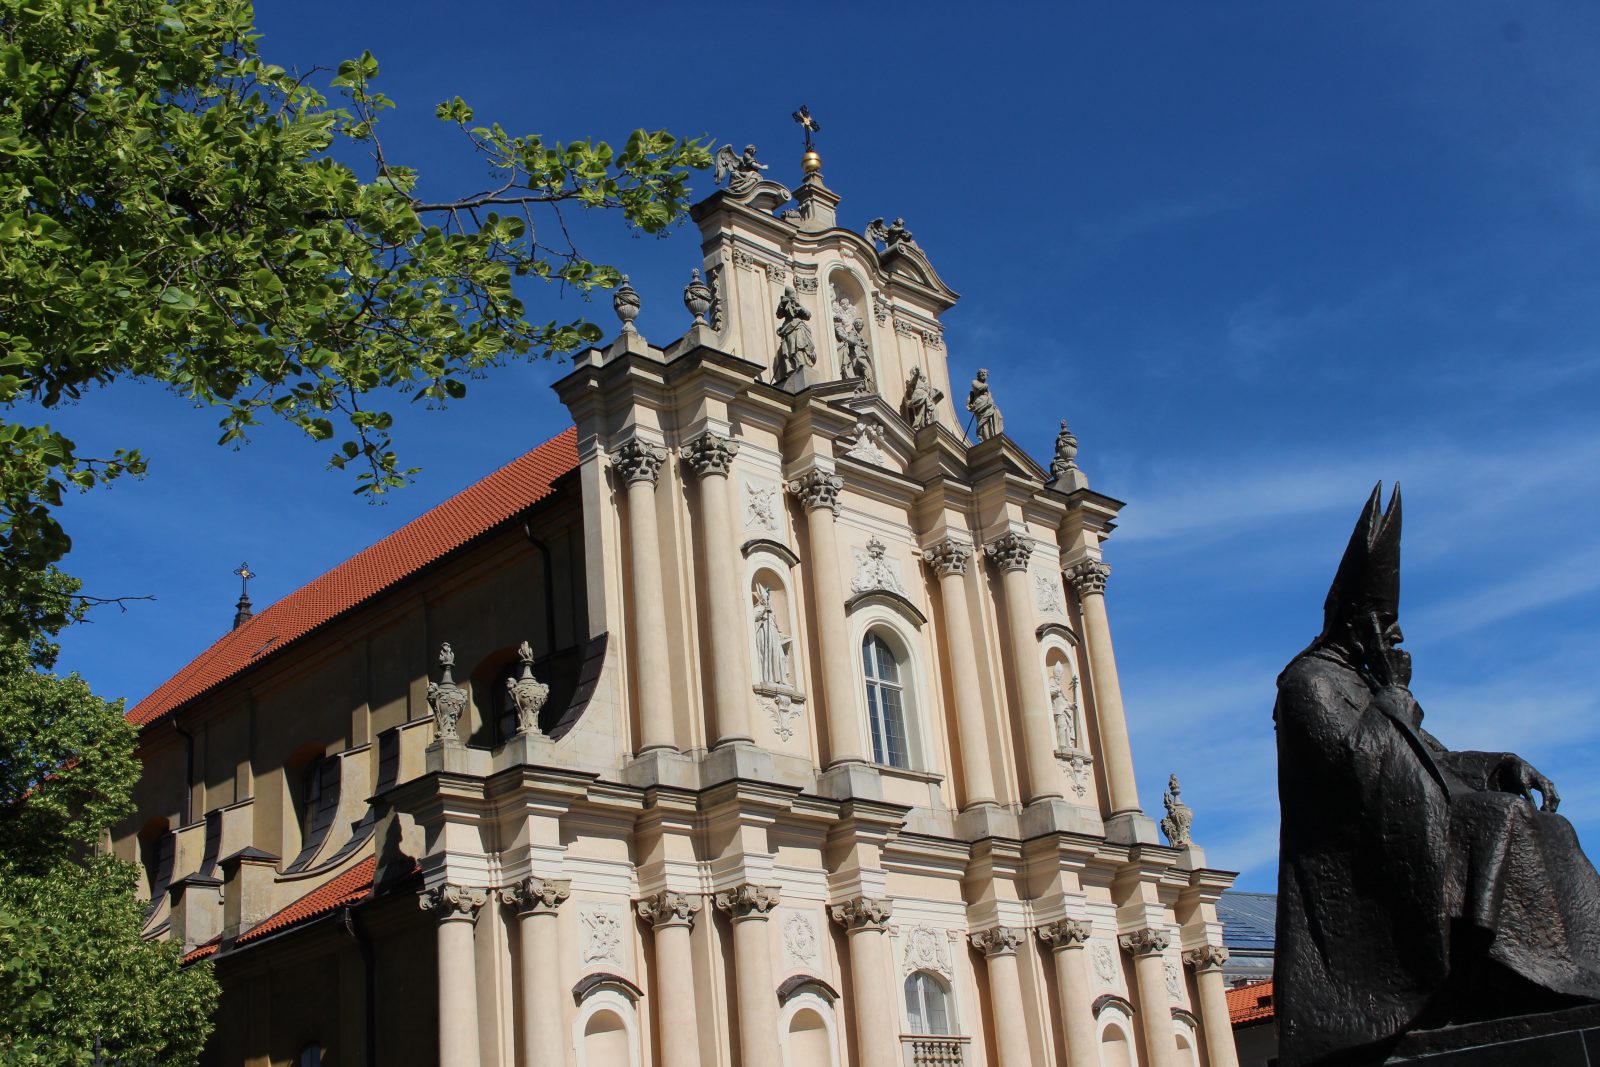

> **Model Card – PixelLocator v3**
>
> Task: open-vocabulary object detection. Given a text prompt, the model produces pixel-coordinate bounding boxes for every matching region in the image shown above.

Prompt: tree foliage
[0,0,711,1060]
[0,0,712,644]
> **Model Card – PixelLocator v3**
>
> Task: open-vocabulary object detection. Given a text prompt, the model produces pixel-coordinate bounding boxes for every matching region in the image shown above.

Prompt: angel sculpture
[866,216,920,254]
[714,144,768,196]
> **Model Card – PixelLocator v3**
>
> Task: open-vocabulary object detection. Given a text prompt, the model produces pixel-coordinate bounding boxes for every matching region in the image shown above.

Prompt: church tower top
[689,128,962,430]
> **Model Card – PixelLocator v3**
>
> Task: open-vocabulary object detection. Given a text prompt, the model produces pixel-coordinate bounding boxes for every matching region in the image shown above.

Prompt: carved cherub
[714,144,767,196]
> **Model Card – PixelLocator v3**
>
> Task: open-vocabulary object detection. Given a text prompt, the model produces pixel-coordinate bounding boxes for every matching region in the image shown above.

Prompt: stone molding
[1036,918,1093,951]
[500,877,570,916]
[714,883,780,922]
[829,896,893,932]
[1182,944,1229,972]
[984,532,1034,573]
[970,926,1024,958]
[419,883,487,924]
[1119,927,1171,957]
[1066,559,1112,597]
[636,890,702,930]
[786,468,843,515]
[922,538,973,578]
[611,439,668,488]
[684,430,740,479]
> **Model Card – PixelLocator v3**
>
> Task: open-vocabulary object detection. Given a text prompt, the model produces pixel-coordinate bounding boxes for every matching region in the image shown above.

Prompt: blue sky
[39,2,1600,891]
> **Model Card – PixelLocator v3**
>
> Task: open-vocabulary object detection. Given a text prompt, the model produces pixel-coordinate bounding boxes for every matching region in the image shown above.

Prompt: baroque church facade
[117,145,1241,1067]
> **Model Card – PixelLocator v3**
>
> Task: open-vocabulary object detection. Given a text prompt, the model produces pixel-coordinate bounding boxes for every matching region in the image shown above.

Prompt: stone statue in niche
[714,143,767,196]
[773,286,816,389]
[1050,662,1080,752]
[901,366,943,431]
[831,285,874,393]
[966,368,1003,441]
[752,584,793,690]
[1160,774,1192,847]
[1276,483,1600,1066]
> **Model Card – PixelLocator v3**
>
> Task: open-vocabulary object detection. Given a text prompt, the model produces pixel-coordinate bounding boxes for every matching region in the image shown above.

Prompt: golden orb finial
[802,149,822,177]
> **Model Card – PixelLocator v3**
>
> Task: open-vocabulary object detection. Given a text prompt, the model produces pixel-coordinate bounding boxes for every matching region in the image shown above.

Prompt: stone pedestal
[1387,1004,1600,1065]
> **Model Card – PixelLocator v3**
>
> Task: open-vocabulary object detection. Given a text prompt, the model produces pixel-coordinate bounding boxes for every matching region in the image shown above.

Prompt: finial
[231,561,255,629]
[793,105,822,177]
[1049,420,1080,482]
[613,275,641,334]
[1161,774,1193,847]
[683,268,713,326]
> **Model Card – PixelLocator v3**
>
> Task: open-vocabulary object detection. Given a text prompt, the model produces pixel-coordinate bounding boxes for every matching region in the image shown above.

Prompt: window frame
[903,970,954,1036]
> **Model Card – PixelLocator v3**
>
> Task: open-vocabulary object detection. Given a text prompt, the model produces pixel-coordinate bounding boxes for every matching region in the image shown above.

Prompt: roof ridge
[128,426,579,728]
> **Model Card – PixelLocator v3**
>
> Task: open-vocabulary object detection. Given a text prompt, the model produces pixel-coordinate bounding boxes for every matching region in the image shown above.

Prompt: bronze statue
[1276,484,1600,1065]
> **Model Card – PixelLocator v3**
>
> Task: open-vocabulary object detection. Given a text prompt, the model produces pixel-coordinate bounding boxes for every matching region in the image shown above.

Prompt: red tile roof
[236,855,377,945]
[181,940,218,965]
[1227,979,1275,1026]
[128,428,579,728]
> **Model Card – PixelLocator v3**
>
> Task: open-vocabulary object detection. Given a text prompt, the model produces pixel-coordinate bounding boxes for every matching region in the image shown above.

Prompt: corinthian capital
[984,532,1034,573]
[636,890,702,930]
[970,925,1024,957]
[1183,944,1229,972]
[713,883,780,921]
[1066,559,1111,596]
[419,883,487,923]
[922,538,973,577]
[500,877,570,915]
[611,439,668,488]
[1036,918,1093,950]
[684,430,740,478]
[1119,927,1170,957]
[829,896,893,932]
[786,468,844,515]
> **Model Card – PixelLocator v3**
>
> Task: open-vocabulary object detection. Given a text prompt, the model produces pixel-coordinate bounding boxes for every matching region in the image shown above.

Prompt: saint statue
[966,368,1003,441]
[835,313,874,392]
[901,366,943,431]
[1276,484,1600,1065]
[773,286,816,389]
[1049,662,1078,751]
[752,584,792,689]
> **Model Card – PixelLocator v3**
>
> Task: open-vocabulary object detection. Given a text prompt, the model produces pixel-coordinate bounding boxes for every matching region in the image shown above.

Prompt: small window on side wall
[862,632,909,769]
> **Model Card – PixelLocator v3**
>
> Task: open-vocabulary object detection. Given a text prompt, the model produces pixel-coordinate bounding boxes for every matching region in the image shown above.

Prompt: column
[1067,560,1140,815]
[923,539,997,807]
[1037,920,1099,1067]
[637,891,704,1067]
[503,878,570,1067]
[985,532,1063,801]
[787,467,863,765]
[419,883,487,1067]
[612,440,675,752]
[685,430,750,745]
[1120,928,1177,1067]
[714,883,781,1066]
[1184,944,1240,1067]
[971,926,1029,1067]
[830,897,897,1067]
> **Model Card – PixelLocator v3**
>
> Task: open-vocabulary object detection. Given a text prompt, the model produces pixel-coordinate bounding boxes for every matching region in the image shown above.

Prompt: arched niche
[779,990,841,1067]
[572,986,640,1067]
[825,266,875,387]
[745,551,807,747]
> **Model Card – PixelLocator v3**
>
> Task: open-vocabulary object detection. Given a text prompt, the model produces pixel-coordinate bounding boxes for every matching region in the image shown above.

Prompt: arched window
[862,632,909,768]
[903,971,952,1035]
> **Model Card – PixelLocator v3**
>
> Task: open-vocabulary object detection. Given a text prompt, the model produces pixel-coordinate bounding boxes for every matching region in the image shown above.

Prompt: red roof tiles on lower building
[236,855,377,945]
[127,428,579,728]
[1227,979,1275,1026]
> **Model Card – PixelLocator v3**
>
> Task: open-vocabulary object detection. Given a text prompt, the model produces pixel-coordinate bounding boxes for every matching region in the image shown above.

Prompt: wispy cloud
[1077,191,1247,246]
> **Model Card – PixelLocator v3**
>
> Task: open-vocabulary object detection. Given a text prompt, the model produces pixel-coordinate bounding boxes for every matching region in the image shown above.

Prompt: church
[116,138,1241,1067]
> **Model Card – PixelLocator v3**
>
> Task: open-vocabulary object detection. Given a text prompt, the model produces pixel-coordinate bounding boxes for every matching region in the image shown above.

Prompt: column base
[1103,811,1162,845]
[1020,797,1106,839]
[815,760,884,802]
[956,802,1020,842]
[622,747,698,790]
